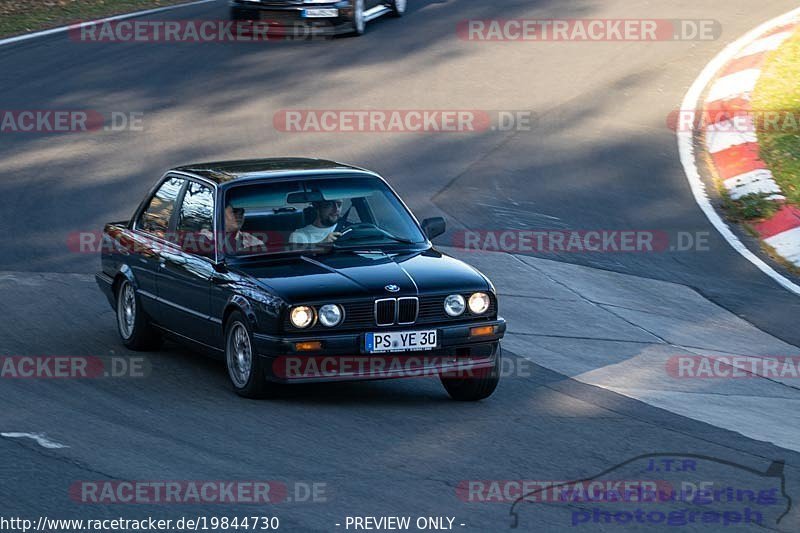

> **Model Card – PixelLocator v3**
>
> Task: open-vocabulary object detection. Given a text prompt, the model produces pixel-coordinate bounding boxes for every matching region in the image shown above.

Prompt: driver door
[156,179,218,348]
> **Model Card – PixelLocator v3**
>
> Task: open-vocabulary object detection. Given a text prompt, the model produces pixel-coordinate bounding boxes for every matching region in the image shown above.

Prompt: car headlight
[318,304,343,327]
[444,294,466,317]
[468,292,491,314]
[290,306,315,328]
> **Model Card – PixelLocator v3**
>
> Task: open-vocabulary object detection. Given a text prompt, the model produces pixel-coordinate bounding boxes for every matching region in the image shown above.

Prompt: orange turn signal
[295,341,322,352]
[470,326,495,337]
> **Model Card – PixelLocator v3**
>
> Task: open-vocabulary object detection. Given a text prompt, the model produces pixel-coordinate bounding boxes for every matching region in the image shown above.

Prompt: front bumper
[254,318,506,383]
[230,1,356,35]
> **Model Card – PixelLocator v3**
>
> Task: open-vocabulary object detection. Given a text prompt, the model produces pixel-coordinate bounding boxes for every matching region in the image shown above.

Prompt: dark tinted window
[178,182,214,233]
[138,177,184,239]
[177,182,215,256]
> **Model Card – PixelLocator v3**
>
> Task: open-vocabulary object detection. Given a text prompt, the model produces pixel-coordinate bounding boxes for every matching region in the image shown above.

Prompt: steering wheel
[334,204,355,232]
[334,223,381,242]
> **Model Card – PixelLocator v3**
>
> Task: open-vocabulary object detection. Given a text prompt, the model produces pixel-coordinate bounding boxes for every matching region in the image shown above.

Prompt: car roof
[171,158,376,185]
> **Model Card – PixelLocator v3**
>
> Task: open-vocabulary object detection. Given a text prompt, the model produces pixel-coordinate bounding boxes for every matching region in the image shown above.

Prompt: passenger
[224,204,266,252]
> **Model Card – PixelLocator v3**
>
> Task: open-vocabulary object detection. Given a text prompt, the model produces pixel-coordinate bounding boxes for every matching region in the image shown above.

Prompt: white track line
[1,432,68,449]
[0,0,217,48]
[677,7,800,296]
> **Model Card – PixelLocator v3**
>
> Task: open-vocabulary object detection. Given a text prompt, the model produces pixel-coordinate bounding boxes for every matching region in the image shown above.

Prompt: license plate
[302,8,338,18]
[366,330,438,353]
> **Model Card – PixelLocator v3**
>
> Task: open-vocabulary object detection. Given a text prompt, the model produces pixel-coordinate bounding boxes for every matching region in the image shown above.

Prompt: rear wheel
[225,311,270,398]
[388,0,406,17]
[116,280,161,351]
[441,345,501,401]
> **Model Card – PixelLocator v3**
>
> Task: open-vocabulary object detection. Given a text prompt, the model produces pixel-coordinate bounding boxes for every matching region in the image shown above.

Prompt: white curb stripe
[677,7,800,297]
[735,31,794,58]
[723,169,782,199]
[764,227,800,265]
[704,69,761,103]
[705,118,758,153]
[0,0,216,48]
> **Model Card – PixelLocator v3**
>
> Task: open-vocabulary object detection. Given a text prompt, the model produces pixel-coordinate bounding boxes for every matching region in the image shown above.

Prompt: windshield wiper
[333,231,416,247]
[229,246,328,259]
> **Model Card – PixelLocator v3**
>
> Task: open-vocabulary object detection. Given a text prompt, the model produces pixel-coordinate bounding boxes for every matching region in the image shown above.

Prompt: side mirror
[421,217,446,240]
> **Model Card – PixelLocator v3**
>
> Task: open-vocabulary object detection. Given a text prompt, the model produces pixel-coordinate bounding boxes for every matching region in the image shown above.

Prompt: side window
[176,182,215,256]
[138,177,185,239]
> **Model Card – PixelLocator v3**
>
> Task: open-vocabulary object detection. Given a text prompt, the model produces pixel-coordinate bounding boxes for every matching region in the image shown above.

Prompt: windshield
[222,176,427,256]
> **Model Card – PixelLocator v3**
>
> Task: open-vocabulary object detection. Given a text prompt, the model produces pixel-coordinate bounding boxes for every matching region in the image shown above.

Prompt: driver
[289,199,343,245]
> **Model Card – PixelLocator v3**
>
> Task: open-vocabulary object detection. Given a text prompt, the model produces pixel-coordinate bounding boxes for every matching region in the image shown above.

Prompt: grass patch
[751,27,800,207]
[0,0,192,39]
[720,192,781,222]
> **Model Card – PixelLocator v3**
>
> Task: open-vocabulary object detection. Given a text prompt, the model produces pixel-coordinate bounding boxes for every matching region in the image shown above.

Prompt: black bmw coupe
[96,159,505,400]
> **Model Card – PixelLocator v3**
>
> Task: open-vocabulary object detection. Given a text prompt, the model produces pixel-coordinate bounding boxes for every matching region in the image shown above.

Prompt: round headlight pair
[290,304,343,328]
[444,292,491,316]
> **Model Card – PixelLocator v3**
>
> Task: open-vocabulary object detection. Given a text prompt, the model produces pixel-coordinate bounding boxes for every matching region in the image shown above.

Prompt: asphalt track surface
[2,0,800,531]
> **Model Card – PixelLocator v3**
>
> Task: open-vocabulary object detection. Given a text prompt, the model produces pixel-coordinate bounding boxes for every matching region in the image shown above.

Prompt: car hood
[231,249,491,303]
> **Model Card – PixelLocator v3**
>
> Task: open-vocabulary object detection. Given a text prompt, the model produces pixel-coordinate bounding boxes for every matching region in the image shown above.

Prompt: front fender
[223,294,261,334]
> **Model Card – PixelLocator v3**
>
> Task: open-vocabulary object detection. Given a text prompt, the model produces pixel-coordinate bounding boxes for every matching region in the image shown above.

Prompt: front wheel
[349,0,366,35]
[440,345,501,401]
[388,0,406,17]
[225,311,270,398]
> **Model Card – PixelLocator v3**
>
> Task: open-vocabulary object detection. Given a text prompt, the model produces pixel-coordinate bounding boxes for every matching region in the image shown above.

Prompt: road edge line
[678,7,800,296]
[0,0,217,48]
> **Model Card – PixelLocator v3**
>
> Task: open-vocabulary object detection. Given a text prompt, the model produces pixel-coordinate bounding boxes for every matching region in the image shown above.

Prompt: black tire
[348,0,366,36]
[441,345,501,401]
[224,311,271,398]
[115,279,161,351]
[388,0,406,17]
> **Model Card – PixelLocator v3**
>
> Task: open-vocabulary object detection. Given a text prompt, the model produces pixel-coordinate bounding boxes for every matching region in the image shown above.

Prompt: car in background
[230,0,406,36]
[96,159,505,400]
